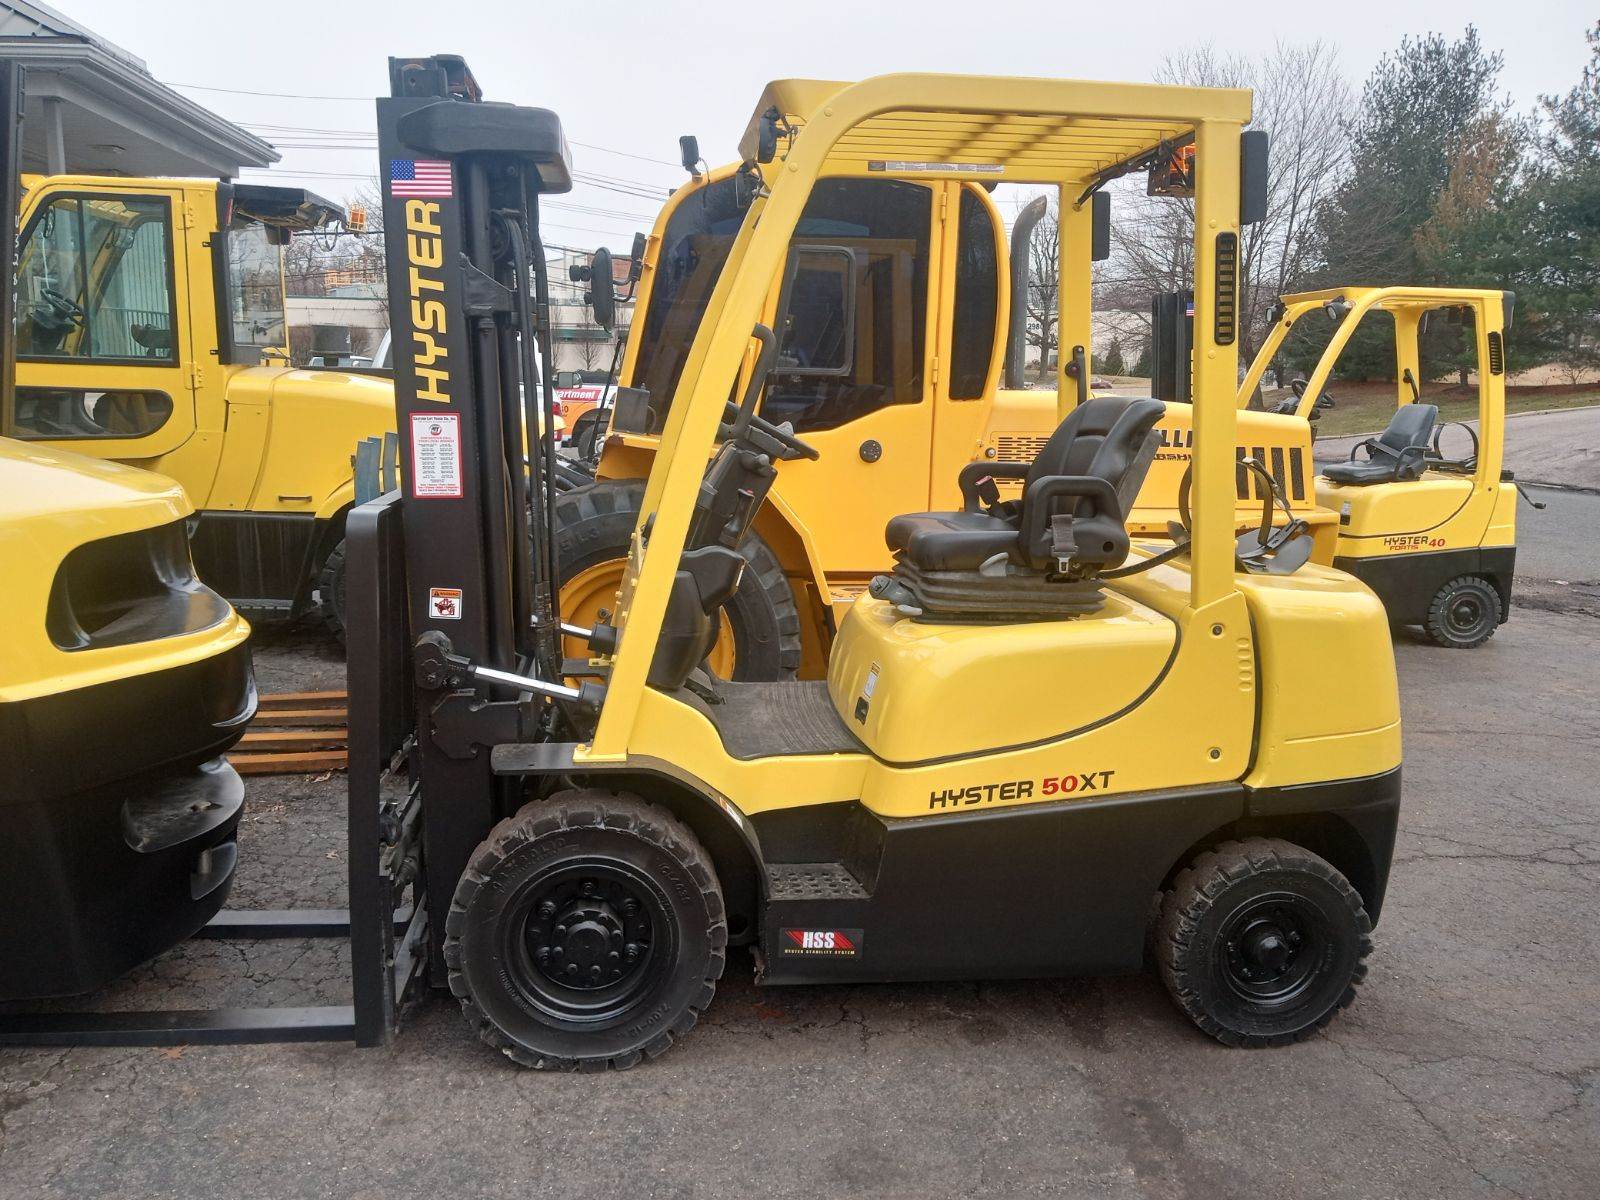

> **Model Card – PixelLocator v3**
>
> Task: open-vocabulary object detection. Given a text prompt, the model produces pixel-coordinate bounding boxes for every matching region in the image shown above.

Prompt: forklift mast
[373,55,577,977]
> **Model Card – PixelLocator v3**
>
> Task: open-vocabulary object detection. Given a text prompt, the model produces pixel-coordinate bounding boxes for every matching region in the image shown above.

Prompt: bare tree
[1026,205,1060,384]
[1105,41,1352,399]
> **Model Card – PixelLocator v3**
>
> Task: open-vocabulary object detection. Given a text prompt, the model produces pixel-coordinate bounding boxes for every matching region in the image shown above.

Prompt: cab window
[762,179,931,434]
[15,195,176,362]
[225,219,288,354]
[948,188,999,400]
[12,388,174,440]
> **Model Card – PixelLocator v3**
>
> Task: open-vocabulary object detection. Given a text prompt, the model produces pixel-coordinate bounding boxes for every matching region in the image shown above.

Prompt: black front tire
[314,538,348,644]
[1157,838,1372,1047]
[445,790,727,1070]
[1424,574,1501,648]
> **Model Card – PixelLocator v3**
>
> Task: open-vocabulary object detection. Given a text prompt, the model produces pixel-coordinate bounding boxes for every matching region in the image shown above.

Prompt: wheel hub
[1221,900,1318,999]
[527,876,652,992]
[1450,596,1483,630]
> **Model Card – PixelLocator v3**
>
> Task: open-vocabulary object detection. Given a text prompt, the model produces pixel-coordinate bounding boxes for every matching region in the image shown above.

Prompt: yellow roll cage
[583,73,1253,760]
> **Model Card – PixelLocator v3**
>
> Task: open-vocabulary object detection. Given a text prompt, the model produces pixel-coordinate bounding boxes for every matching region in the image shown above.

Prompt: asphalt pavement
[2,496,1597,1199]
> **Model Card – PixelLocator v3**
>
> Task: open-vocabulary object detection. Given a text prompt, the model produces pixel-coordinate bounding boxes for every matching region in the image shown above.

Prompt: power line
[167,81,682,167]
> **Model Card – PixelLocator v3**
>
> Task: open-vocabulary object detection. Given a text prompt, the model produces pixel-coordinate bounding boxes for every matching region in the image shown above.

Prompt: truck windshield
[226,219,287,354]
[627,173,749,409]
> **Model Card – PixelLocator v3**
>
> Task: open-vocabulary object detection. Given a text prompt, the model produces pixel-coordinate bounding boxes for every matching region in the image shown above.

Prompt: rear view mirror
[757,108,780,164]
[587,247,615,331]
[679,135,701,178]
[1240,130,1269,225]
[772,244,859,377]
[1091,191,1111,262]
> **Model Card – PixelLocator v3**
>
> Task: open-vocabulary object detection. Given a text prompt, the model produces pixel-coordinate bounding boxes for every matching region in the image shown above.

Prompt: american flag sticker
[390,159,452,198]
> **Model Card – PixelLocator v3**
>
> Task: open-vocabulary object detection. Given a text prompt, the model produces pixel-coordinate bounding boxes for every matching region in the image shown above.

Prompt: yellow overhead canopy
[738,74,1253,185]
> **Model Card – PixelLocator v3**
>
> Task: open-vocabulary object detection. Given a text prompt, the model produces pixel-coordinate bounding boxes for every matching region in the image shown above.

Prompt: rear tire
[1157,838,1372,1047]
[314,538,348,645]
[554,479,802,679]
[1424,574,1501,648]
[445,790,727,1070]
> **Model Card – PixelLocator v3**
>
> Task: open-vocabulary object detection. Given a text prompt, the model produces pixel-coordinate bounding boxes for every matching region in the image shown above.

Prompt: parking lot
[0,485,1591,1199]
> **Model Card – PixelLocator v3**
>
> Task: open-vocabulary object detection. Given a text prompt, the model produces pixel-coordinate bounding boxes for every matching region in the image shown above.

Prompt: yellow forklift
[0,61,257,1007]
[345,58,1401,1068]
[0,55,1405,1066]
[555,90,1326,678]
[1241,287,1529,647]
[6,161,394,635]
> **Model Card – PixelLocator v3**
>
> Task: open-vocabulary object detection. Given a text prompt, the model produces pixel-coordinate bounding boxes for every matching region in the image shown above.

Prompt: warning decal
[411,413,463,498]
[428,587,463,620]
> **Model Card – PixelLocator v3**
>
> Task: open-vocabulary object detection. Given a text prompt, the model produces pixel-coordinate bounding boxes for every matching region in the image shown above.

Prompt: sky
[59,0,1600,253]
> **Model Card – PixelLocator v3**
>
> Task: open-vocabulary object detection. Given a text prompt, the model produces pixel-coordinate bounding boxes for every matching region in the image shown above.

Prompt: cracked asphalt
[1,489,1597,1199]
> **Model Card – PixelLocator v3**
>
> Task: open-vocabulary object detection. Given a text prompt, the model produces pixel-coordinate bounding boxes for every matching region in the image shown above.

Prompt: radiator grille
[992,434,1047,463]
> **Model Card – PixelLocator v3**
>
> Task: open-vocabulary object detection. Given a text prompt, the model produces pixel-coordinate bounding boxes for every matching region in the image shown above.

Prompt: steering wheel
[719,399,820,461]
[1429,420,1479,473]
[38,287,85,328]
[1173,458,1312,574]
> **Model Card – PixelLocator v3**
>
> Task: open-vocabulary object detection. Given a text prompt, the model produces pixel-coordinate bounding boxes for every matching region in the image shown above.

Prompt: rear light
[551,396,565,417]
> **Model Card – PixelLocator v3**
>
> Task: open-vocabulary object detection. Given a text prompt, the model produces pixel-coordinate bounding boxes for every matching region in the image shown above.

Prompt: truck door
[9,185,197,462]
[757,178,938,574]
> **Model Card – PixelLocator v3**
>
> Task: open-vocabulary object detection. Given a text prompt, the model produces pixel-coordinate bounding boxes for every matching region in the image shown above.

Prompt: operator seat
[872,396,1165,621]
[1322,403,1438,486]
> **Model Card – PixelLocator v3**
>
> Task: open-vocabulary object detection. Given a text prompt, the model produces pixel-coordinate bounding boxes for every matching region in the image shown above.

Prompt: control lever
[414,631,605,708]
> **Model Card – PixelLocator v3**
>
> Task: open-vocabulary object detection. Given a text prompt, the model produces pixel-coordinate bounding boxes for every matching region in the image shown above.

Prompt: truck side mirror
[679,135,701,178]
[1240,130,1269,225]
[756,108,780,164]
[771,244,859,378]
[1091,191,1111,262]
[587,247,615,332]
[628,232,646,283]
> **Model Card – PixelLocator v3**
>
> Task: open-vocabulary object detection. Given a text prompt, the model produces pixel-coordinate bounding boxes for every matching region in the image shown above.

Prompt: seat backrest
[1024,396,1132,492]
[1376,403,1438,455]
[1018,396,1166,571]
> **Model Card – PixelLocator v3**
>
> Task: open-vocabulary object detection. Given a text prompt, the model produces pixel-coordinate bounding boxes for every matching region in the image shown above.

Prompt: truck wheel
[554,479,802,680]
[314,538,348,644]
[1156,838,1372,1047]
[444,790,727,1071]
[1424,574,1501,648]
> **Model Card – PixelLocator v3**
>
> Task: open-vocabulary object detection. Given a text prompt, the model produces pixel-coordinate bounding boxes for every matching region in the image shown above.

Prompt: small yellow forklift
[345,57,1402,1068]
[1243,287,1526,646]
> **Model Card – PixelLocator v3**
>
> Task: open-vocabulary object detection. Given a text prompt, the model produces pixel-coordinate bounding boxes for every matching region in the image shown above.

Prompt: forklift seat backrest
[884,396,1164,576]
[1322,403,1439,486]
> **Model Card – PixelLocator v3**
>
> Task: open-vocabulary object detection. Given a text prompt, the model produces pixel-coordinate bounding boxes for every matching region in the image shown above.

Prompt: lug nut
[554,924,567,938]
[566,963,578,976]
[538,900,557,918]
[590,965,602,979]
[535,945,550,962]
[581,881,595,896]
[624,943,640,961]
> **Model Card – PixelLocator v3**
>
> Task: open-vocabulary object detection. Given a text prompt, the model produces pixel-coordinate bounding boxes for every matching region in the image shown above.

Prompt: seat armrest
[1019,474,1122,562]
[957,461,1028,512]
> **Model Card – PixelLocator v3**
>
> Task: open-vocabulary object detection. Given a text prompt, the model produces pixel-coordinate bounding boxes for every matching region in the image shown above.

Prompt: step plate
[768,862,869,901]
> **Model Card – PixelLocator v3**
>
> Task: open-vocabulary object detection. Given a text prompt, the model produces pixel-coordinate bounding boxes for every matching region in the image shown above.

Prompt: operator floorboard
[675,680,864,760]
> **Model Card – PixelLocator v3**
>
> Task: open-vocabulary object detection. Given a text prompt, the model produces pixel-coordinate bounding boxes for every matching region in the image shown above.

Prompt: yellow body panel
[1235,565,1402,787]
[0,437,250,703]
[828,589,1176,763]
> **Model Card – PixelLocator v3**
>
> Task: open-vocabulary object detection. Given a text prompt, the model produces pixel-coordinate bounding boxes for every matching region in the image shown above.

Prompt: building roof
[0,0,277,177]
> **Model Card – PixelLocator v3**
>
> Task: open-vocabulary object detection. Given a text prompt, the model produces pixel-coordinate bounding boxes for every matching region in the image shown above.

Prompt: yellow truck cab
[0,436,256,999]
[560,81,1321,678]
[4,175,395,633]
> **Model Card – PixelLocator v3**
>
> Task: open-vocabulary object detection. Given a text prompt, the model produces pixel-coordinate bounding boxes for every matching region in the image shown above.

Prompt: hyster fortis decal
[928,771,1116,810]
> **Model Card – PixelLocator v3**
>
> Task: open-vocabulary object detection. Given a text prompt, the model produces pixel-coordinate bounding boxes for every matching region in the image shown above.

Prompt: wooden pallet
[233,690,349,776]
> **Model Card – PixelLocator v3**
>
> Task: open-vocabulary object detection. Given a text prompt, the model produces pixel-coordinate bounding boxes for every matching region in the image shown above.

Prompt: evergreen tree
[1313,28,1523,380]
